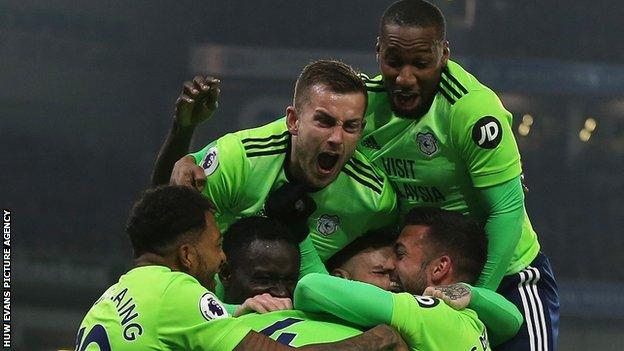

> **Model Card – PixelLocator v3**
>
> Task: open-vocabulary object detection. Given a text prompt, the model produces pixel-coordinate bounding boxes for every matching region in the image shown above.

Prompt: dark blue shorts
[495,252,560,351]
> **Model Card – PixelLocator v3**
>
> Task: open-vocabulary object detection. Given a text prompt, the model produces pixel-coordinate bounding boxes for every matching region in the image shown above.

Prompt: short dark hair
[126,186,214,257]
[380,0,446,40]
[293,59,367,112]
[404,207,487,284]
[326,228,397,272]
[222,216,304,269]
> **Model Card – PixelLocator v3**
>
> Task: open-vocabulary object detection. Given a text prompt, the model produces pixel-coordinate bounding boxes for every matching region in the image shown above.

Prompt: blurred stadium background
[2,0,623,349]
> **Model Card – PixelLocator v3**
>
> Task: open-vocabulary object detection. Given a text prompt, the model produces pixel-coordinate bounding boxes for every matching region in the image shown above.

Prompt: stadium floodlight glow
[518,124,530,136]
[522,114,534,126]
[584,117,597,132]
[579,129,592,142]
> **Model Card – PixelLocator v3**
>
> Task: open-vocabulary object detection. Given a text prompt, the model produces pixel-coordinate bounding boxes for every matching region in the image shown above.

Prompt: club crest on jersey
[317,214,340,236]
[199,293,227,321]
[201,147,219,176]
[416,132,439,156]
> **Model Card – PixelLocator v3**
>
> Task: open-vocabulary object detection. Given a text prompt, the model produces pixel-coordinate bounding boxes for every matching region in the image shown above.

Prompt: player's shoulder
[340,149,388,197]
[158,269,230,320]
[228,118,290,159]
[439,60,502,108]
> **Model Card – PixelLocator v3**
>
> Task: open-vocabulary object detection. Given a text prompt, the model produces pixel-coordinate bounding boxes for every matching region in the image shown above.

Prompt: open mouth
[317,152,339,174]
[394,91,419,105]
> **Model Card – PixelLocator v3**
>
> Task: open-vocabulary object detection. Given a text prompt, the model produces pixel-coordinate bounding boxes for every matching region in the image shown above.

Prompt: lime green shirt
[237,310,362,347]
[295,274,492,351]
[360,60,539,278]
[75,266,251,351]
[190,118,398,264]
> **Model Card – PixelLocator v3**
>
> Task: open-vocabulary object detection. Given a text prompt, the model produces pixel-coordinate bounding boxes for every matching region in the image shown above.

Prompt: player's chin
[390,99,422,119]
[388,281,403,293]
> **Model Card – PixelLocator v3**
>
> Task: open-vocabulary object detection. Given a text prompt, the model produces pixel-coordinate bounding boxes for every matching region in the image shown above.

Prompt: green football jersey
[391,293,490,351]
[190,118,398,262]
[75,266,251,351]
[237,310,362,347]
[294,273,493,351]
[359,60,539,275]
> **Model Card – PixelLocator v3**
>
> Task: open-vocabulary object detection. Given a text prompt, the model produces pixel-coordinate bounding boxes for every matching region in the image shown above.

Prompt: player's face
[377,24,449,119]
[345,246,402,292]
[288,84,366,189]
[393,225,434,294]
[222,239,300,304]
[191,212,226,291]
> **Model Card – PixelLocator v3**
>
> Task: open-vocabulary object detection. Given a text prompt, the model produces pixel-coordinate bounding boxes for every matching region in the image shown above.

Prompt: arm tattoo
[436,284,470,300]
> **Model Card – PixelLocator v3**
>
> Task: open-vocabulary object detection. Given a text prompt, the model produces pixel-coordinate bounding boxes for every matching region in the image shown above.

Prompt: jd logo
[472,117,502,149]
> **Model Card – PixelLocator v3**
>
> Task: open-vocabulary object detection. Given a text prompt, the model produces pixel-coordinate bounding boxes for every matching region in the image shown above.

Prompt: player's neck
[134,252,178,270]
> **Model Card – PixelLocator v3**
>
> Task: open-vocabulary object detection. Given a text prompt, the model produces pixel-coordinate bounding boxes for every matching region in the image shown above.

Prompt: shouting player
[354,1,559,349]
[74,186,406,351]
[154,60,397,279]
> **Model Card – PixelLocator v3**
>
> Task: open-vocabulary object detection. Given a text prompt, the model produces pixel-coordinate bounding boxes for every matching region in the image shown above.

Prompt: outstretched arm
[151,76,220,187]
[294,273,394,327]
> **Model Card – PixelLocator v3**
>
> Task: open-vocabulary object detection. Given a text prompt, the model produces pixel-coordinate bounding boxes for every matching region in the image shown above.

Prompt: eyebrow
[314,110,362,124]
[314,110,337,120]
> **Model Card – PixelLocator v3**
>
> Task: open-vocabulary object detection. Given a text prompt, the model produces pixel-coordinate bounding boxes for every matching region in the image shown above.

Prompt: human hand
[233,293,293,317]
[174,76,221,128]
[423,283,471,310]
[170,156,206,191]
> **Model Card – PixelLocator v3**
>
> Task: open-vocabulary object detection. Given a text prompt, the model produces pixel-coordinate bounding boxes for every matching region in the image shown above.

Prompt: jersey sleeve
[476,177,525,290]
[450,90,522,188]
[299,236,330,276]
[157,275,251,351]
[294,273,393,327]
[467,284,523,346]
[189,133,249,215]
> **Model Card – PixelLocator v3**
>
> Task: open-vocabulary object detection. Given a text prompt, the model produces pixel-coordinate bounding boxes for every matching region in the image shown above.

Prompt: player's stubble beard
[290,136,338,190]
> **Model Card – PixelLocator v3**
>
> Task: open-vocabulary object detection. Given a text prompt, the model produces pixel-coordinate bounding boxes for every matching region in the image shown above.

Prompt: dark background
[2,1,623,349]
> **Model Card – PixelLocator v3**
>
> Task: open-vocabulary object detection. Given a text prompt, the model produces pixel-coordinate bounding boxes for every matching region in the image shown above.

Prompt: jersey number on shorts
[260,317,303,346]
[75,324,111,351]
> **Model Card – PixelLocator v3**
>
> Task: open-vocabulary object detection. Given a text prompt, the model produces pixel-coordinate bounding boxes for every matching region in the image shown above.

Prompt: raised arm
[151,76,220,187]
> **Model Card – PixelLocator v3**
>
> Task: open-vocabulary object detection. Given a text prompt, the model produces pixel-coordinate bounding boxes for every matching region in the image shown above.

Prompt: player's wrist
[172,118,197,134]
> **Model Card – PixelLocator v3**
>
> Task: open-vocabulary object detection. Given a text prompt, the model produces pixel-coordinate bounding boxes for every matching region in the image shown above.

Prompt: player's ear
[331,268,351,280]
[429,255,452,284]
[177,243,197,273]
[440,40,450,67]
[375,36,381,61]
[286,106,299,136]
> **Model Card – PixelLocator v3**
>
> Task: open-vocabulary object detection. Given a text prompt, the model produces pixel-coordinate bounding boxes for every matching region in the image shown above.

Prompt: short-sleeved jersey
[392,293,490,351]
[237,310,362,347]
[75,266,251,351]
[360,60,539,274]
[190,118,398,261]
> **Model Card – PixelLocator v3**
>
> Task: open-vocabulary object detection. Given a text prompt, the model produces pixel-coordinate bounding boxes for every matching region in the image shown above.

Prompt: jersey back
[237,310,362,347]
[75,266,249,351]
[360,61,539,274]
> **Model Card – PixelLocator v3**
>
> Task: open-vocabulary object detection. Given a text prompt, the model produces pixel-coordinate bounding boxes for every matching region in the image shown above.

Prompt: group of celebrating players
[75,1,559,350]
